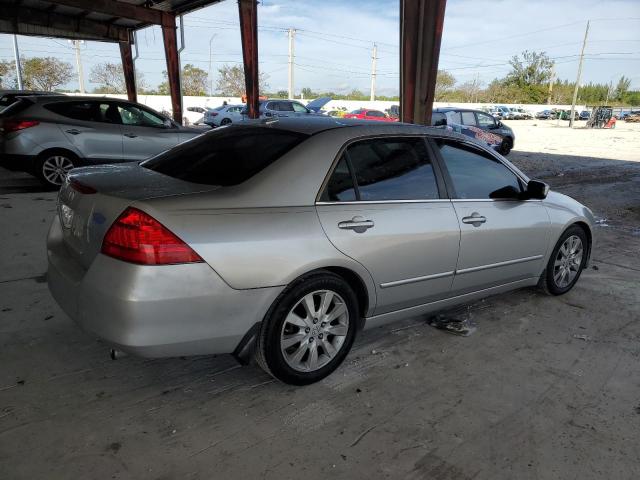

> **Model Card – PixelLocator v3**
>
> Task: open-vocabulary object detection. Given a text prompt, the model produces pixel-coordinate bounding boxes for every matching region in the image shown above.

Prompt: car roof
[227,116,470,140]
[433,107,488,114]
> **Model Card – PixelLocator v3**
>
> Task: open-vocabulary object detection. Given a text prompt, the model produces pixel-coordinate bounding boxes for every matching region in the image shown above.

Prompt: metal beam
[45,0,165,26]
[0,6,131,42]
[399,0,447,125]
[238,0,259,119]
[119,39,137,103]
[162,13,183,124]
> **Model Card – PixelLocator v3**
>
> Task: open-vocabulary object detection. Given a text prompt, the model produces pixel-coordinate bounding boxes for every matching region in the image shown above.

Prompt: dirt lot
[1,121,639,479]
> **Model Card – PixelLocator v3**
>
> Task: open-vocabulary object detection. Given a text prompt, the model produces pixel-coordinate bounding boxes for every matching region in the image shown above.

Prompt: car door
[46,100,123,163]
[116,102,180,161]
[316,136,460,315]
[432,138,550,295]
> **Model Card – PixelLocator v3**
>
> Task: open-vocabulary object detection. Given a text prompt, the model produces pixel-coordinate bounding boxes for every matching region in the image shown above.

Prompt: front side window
[292,102,308,113]
[321,137,440,201]
[366,110,385,118]
[278,102,295,112]
[436,140,522,199]
[117,104,165,127]
[143,126,307,186]
[476,113,496,128]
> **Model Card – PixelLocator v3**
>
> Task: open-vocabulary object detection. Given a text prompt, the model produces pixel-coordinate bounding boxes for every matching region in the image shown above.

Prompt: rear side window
[321,137,440,201]
[431,112,447,126]
[143,126,308,186]
[436,140,522,199]
[446,111,462,124]
[45,101,116,123]
[461,111,476,126]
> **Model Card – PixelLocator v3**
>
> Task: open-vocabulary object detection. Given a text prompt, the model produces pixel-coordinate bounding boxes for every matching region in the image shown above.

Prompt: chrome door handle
[66,129,81,135]
[338,216,374,233]
[124,133,137,138]
[461,213,486,226]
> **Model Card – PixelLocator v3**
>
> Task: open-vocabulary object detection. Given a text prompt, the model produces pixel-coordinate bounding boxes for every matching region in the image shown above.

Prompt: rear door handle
[338,216,374,233]
[124,133,138,138]
[66,129,81,135]
[461,213,487,226]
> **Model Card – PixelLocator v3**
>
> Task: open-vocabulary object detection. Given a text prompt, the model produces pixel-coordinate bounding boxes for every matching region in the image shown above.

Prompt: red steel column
[400,0,447,125]
[119,37,137,103]
[238,0,259,119]
[161,12,183,124]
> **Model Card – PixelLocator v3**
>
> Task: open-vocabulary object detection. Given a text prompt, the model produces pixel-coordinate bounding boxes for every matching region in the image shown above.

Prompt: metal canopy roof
[0,0,223,42]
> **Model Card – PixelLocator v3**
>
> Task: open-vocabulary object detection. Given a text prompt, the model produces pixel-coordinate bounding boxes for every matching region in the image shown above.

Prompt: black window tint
[45,101,102,122]
[143,126,307,186]
[321,156,356,202]
[431,112,447,126]
[461,111,476,126]
[347,137,439,201]
[437,140,522,199]
[278,102,294,112]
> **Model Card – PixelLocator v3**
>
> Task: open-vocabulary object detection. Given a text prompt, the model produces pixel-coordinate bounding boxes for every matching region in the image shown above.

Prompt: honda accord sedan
[47,117,594,385]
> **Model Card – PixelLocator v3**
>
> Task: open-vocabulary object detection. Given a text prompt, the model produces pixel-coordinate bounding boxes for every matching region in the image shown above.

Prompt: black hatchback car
[431,107,515,155]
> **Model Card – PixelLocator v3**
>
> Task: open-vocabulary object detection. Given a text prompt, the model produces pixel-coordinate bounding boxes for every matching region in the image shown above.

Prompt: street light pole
[208,34,216,96]
[13,35,23,89]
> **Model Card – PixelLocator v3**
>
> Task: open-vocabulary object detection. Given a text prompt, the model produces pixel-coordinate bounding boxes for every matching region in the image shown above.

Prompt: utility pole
[370,43,377,101]
[208,34,216,96]
[605,81,612,105]
[288,28,295,99]
[12,35,23,89]
[547,65,555,105]
[72,40,85,93]
[569,20,589,128]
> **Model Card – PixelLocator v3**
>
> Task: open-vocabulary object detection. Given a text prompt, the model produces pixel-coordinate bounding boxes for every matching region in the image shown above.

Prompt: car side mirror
[496,120,503,128]
[163,119,173,128]
[525,179,549,199]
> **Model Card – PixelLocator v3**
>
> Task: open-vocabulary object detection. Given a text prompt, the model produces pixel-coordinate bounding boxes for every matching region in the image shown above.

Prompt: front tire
[255,272,358,385]
[540,225,588,295]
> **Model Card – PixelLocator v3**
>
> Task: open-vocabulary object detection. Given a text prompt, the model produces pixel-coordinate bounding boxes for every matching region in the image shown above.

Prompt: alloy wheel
[42,155,74,186]
[280,289,349,372]
[553,235,583,288]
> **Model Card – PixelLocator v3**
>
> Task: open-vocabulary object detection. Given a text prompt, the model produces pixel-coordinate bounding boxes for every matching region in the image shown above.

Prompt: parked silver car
[47,118,594,385]
[0,95,202,187]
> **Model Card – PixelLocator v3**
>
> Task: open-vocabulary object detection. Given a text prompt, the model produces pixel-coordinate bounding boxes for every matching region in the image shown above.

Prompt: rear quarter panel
[135,201,378,315]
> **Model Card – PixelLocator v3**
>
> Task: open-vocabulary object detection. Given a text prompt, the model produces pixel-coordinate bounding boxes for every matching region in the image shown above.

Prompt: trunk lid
[58,164,219,269]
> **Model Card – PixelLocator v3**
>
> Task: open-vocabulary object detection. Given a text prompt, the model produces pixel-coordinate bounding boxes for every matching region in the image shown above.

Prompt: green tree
[506,50,554,86]
[214,64,269,97]
[615,75,631,101]
[22,57,73,91]
[435,70,456,100]
[0,59,15,88]
[89,62,147,94]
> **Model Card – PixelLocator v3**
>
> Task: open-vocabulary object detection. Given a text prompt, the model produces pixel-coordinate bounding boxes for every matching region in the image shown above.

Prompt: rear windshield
[143,126,308,186]
[0,98,32,116]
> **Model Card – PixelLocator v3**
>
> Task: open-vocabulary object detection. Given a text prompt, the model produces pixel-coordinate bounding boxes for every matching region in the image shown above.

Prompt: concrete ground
[1,124,639,479]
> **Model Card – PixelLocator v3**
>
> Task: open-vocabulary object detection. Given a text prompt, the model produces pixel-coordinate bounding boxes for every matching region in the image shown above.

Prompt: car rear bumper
[0,153,36,172]
[47,216,283,358]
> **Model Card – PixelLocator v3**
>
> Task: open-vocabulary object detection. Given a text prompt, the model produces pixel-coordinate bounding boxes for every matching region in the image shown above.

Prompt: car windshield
[142,126,308,186]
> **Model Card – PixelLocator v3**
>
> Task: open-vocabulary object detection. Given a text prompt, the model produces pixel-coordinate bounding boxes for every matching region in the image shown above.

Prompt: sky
[1,0,639,96]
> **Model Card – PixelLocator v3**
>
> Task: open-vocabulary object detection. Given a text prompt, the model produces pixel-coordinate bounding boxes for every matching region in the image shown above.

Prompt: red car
[343,108,397,122]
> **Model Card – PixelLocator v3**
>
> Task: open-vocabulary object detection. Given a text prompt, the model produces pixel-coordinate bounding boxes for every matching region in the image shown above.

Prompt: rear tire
[220,118,232,126]
[255,271,358,385]
[500,137,513,155]
[34,151,77,189]
[539,225,588,296]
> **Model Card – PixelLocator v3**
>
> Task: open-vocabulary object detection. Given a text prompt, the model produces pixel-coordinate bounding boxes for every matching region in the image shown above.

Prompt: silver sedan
[47,118,594,385]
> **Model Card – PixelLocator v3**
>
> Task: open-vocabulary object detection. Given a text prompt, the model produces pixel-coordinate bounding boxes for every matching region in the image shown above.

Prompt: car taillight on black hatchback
[101,207,203,265]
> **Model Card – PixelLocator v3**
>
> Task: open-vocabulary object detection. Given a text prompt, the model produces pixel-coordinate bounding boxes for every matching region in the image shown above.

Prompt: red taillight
[69,178,96,194]
[210,112,218,116]
[101,208,203,265]
[1,119,40,133]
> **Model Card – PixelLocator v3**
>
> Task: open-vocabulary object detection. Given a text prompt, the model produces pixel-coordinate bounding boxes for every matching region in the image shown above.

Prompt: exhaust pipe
[110,349,127,360]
